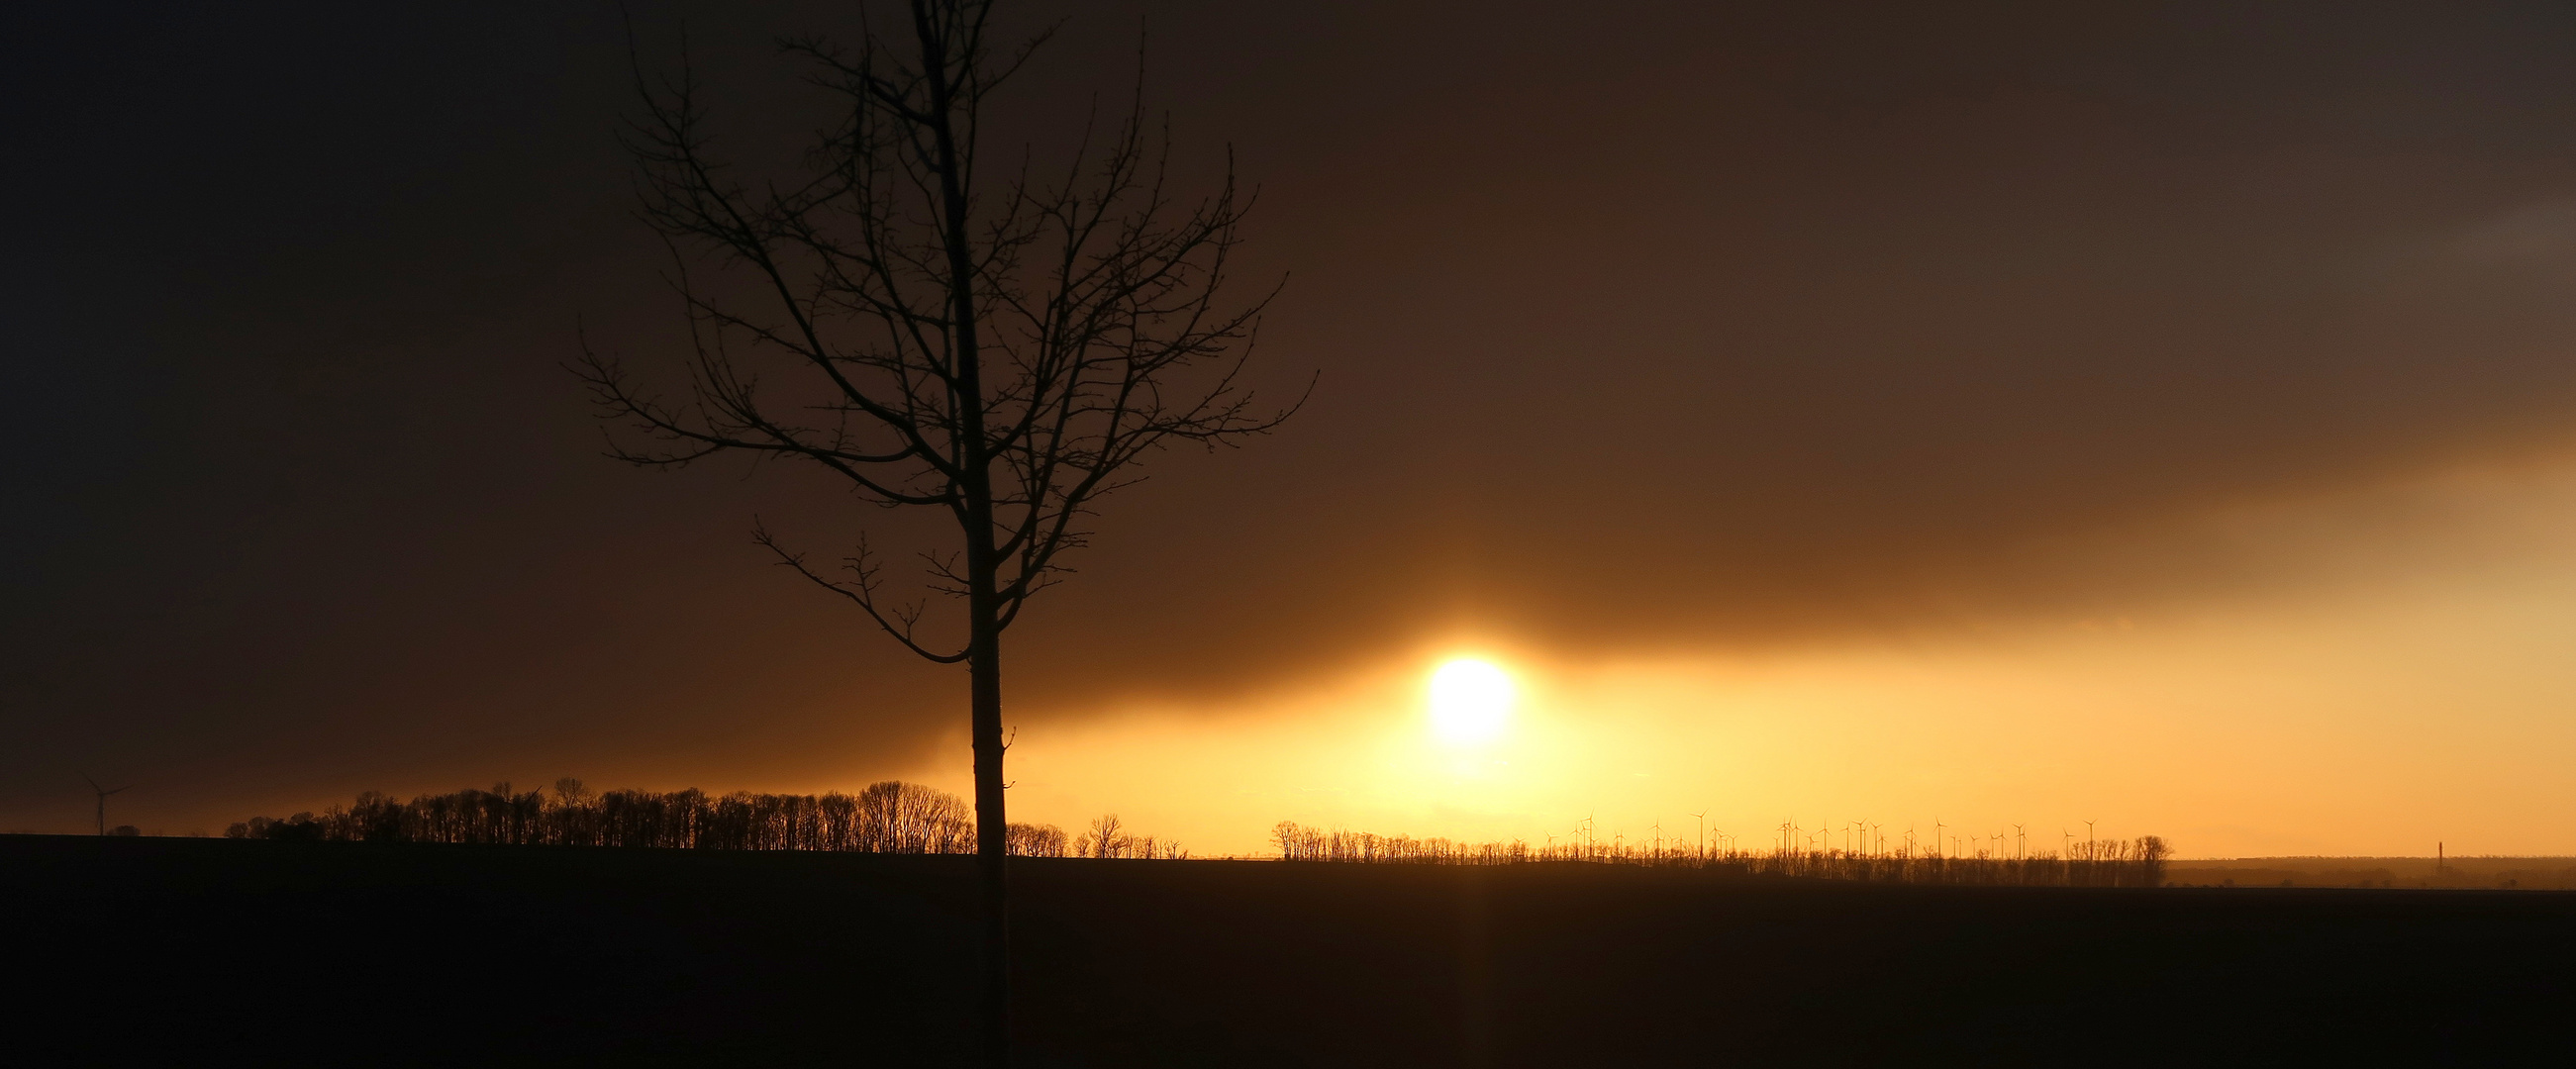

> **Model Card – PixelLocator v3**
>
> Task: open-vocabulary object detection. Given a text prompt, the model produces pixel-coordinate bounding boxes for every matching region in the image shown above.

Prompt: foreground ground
[2166,855,2576,889]
[7,835,2569,1066]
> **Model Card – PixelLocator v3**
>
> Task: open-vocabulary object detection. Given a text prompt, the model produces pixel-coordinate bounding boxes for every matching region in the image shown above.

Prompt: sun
[1428,658,1515,744]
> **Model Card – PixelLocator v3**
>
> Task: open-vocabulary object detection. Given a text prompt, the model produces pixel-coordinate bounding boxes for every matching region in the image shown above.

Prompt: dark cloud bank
[5,2,2574,828]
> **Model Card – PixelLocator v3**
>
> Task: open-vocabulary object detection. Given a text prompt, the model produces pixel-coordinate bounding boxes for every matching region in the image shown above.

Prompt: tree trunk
[910,5,1009,1058]
[968,592,1009,1066]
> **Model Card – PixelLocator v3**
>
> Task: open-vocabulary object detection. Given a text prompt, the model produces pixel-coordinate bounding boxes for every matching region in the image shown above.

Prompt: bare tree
[1077,812,1128,858]
[578,2,1299,1060]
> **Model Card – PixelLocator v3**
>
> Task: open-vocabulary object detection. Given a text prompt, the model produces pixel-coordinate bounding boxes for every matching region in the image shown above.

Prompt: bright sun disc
[1429,658,1515,743]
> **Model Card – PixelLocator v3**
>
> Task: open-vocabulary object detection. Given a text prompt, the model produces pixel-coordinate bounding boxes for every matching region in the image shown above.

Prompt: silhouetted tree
[580,3,1296,1057]
[1076,813,1127,858]
[1006,821,1069,857]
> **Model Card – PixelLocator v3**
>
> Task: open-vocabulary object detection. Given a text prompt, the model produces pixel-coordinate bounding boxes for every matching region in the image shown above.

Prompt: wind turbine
[1688,810,1707,862]
[78,773,132,836]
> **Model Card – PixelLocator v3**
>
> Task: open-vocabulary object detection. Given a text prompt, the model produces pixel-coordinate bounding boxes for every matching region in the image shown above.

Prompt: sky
[7,1,2576,856]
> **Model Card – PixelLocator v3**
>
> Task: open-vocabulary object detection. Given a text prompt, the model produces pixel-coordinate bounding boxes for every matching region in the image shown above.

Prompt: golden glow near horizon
[900,455,2576,859]
[1427,658,1515,745]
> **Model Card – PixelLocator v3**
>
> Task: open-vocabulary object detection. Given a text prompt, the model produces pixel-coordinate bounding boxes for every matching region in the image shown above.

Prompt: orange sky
[10,3,2576,853]
[917,452,2576,858]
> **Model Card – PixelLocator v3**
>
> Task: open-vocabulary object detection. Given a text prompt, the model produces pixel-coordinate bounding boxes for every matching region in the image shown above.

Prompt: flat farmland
[7,836,2567,1066]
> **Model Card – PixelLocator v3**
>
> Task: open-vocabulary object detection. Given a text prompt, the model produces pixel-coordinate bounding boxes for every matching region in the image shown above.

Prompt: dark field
[2167,856,2576,890]
[7,836,2569,1066]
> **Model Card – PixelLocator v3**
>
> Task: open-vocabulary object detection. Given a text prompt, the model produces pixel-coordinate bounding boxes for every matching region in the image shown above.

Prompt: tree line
[224,781,2164,885]
[222,779,1182,858]
[1270,821,2173,888]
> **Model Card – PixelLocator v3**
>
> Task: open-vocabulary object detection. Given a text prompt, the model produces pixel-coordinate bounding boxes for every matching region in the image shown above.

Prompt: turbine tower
[78,773,133,836]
